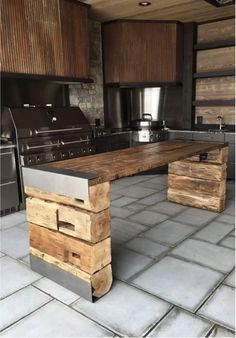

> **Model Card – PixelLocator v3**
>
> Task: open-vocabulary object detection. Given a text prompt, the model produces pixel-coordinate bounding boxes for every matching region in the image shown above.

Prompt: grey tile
[0,256,41,299]
[198,285,235,330]
[111,206,134,219]
[224,269,235,288]
[72,281,171,337]
[0,252,5,258]
[20,254,30,266]
[125,202,147,212]
[138,181,166,191]
[16,222,29,232]
[112,196,137,207]
[208,325,235,337]
[19,210,26,215]
[139,192,167,206]
[193,222,234,243]
[116,185,156,198]
[1,300,112,337]
[145,175,168,186]
[147,307,211,337]
[110,184,123,193]
[133,256,223,311]
[33,277,80,305]
[0,285,51,331]
[129,210,169,227]
[125,237,168,258]
[173,208,217,227]
[223,201,235,216]
[0,226,29,259]
[111,193,122,201]
[0,212,26,230]
[114,175,150,186]
[171,239,235,273]
[220,236,235,249]
[143,221,196,246]
[229,229,235,237]
[112,246,153,280]
[215,214,235,225]
[111,218,148,244]
[149,201,187,216]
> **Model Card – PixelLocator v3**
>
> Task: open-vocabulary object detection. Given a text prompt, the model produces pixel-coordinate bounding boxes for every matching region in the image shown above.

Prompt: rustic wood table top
[49,140,227,185]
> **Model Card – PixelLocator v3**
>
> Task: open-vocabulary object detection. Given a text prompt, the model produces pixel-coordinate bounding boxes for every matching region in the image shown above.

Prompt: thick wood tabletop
[49,140,227,185]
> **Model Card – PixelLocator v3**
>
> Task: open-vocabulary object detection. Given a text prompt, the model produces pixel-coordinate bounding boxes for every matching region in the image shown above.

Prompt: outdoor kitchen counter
[22,140,229,302]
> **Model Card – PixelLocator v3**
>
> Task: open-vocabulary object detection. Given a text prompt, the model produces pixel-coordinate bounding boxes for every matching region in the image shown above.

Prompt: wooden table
[23,140,228,301]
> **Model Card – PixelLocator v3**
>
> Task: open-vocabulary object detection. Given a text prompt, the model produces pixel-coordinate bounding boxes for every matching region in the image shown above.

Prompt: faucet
[217,116,225,131]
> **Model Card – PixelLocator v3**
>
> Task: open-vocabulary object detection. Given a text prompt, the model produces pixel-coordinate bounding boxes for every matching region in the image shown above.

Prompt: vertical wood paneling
[60,0,89,78]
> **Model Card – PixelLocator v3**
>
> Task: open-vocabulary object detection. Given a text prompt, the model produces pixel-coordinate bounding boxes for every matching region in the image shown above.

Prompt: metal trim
[22,165,98,201]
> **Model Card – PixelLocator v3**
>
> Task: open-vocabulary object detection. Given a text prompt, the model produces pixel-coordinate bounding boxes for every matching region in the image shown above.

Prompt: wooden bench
[22,140,228,301]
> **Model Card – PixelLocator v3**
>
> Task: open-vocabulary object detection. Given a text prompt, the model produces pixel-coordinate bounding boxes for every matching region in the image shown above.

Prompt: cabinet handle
[0,181,16,187]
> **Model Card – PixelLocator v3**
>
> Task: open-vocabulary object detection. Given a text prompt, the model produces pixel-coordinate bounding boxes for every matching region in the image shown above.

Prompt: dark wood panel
[60,0,89,78]
[49,140,227,185]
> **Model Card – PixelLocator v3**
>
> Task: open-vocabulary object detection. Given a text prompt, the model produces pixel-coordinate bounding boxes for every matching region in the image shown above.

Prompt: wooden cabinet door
[60,0,89,79]
[103,22,183,84]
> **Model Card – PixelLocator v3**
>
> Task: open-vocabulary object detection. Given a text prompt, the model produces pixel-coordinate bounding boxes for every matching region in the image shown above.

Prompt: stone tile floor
[0,173,235,337]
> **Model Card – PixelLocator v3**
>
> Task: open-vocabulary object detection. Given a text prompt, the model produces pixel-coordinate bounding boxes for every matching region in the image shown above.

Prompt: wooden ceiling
[81,0,235,23]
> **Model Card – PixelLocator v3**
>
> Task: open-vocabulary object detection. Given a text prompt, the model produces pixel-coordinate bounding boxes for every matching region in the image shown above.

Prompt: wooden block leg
[26,182,113,302]
[167,146,228,212]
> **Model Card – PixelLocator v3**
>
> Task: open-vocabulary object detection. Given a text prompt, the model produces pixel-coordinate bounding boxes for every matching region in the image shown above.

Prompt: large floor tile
[112,246,153,280]
[0,256,41,299]
[111,206,134,219]
[113,174,149,186]
[33,277,80,305]
[111,218,147,244]
[132,256,223,311]
[208,325,235,337]
[223,201,235,216]
[0,285,51,331]
[172,208,217,227]
[111,196,137,207]
[0,212,26,230]
[219,236,235,249]
[125,237,168,258]
[72,281,171,337]
[0,226,29,259]
[139,192,167,206]
[0,252,4,258]
[143,221,196,246]
[129,210,169,227]
[193,222,234,243]
[115,185,156,198]
[215,214,235,225]
[147,307,211,337]
[198,285,235,330]
[1,300,112,337]
[145,175,168,186]
[149,201,187,216]
[171,239,235,273]
[224,269,235,288]
[137,181,166,191]
[125,202,147,212]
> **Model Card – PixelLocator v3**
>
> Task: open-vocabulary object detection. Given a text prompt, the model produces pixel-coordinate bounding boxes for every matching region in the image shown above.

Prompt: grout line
[143,306,174,337]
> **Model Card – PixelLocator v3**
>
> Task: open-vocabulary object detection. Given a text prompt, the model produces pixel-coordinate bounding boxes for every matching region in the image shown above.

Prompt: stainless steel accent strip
[22,166,97,200]
[0,181,16,186]
[0,152,13,156]
[30,255,93,302]
[34,127,83,135]
[26,142,61,150]
[60,139,87,146]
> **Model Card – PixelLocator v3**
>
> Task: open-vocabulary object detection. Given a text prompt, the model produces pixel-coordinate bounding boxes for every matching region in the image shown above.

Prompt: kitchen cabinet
[102,21,183,84]
[1,0,89,79]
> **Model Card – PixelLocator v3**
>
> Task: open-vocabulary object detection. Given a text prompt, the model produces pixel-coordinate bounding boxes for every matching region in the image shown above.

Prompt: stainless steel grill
[1,106,95,205]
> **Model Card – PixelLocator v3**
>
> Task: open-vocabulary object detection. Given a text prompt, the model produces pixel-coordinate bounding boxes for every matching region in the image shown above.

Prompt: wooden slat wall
[195,18,235,126]
[198,18,235,44]
[196,47,235,72]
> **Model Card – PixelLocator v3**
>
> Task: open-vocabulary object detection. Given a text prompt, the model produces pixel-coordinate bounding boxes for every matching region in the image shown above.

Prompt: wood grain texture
[83,0,234,23]
[186,147,228,164]
[25,182,110,212]
[29,223,111,274]
[168,188,225,212]
[47,141,227,185]
[26,198,58,230]
[197,47,235,73]
[31,247,113,298]
[168,161,227,181]
[196,77,235,100]
[198,18,235,44]
[195,106,235,125]
[103,22,183,83]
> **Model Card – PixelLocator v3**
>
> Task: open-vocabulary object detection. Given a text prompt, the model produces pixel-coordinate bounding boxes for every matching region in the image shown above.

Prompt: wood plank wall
[195,18,235,126]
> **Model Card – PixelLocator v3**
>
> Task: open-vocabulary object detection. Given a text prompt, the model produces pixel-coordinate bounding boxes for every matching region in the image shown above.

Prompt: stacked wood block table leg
[25,182,112,302]
[168,146,228,212]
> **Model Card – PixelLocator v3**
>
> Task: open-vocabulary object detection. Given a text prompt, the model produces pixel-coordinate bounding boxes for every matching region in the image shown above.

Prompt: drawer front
[0,150,17,181]
[193,132,224,142]
[0,181,19,211]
